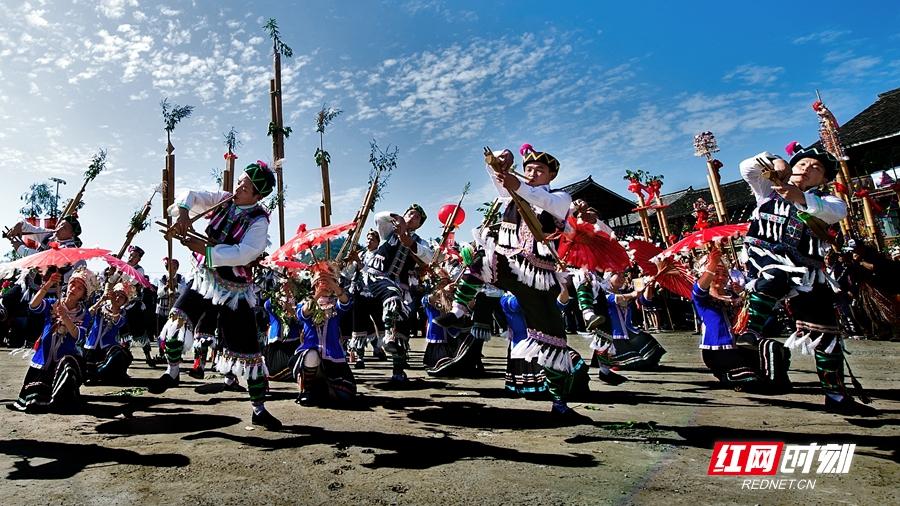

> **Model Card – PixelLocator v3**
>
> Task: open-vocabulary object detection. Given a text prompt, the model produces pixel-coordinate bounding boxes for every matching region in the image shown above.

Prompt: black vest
[494,196,565,271]
[745,192,826,268]
[367,234,421,283]
[204,203,269,282]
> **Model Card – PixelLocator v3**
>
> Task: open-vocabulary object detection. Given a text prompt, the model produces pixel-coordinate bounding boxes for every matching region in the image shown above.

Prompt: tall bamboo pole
[165,139,175,304]
[636,194,653,241]
[320,156,332,258]
[654,195,672,245]
[814,92,880,247]
[223,154,235,193]
[270,78,285,246]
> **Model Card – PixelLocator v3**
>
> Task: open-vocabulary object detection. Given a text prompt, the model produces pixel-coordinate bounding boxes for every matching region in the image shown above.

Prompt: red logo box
[708,442,784,475]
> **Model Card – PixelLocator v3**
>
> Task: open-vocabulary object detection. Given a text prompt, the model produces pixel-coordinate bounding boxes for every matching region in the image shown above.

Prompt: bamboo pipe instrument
[483,146,562,265]
[158,195,234,239]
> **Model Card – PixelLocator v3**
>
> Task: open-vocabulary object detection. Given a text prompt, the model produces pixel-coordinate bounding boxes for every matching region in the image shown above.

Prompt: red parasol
[264,259,310,270]
[102,254,153,288]
[628,239,662,276]
[271,221,355,261]
[558,218,631,272]
[8,243,110,271]
[653,257,695,299]
[654,223,750,260]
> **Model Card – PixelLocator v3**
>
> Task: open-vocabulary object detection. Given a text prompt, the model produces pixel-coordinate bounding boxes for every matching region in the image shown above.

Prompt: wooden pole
[223,152,235,193]
[704,157,728,223]
[838,159,881,248]
[320,155,332,258]
[636,193,653,241]
[270,78,285,245]
[274,51,287,246]
[653,195,672,245]
[164,138,175,306]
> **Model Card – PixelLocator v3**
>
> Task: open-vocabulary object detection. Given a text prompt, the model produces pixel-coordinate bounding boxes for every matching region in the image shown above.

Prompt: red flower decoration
[224,152,238,160]
[812,100,824,112]
[627,181,645,195]
[854,189,870,199]
[833,182,847,194]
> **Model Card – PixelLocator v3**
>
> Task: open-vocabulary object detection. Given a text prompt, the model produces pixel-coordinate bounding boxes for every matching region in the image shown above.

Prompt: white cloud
[723,64,784,86]
[24,8,49,27]
[793,29,851,45]
[401,0,477,23]
[833,55,881,78]
[159,6,181,17]
[96,0,138,19]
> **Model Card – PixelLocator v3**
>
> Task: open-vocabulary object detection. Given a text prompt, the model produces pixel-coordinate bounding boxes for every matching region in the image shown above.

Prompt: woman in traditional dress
[83,281,135,384]
[9,267,98,412]
[292,263,356,406]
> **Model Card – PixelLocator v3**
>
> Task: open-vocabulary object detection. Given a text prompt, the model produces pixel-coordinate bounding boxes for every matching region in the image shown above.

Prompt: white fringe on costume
[744,245,828,294]
[784,331,837,356]
[506,256,556,291]
[215,353,269,381]
[510,338,573,373]
[192,332,217,350]
[190,268,258,311]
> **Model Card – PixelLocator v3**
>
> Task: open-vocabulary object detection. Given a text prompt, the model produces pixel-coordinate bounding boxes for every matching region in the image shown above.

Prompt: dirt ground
[0,332,896,506]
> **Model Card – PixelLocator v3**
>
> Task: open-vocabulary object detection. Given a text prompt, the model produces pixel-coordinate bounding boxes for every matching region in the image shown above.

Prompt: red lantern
[438,204,465,227]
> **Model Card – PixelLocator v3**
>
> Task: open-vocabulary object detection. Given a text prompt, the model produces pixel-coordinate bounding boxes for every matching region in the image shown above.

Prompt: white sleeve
[374,212,395,242]
[206,217,269,267]
[19,221,53,244]
[167,190,232,217]
[16,245,39,257]
[739,151,779,203]
[796,192,847,225]
[485,163,510,198]
[412,236,434,264]
[513,185,572,221]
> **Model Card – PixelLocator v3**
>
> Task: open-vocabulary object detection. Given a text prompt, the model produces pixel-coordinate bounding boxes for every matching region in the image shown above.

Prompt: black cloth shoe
[252,409,283,430]
[354,360,366,370]
[825,396,878,417]
[142,346,156,368]
[550,406,594,425]
[295,392,315,405]
[148,373,179,394]
[187,367,205,380]
[597,369,628,386]
[585,314,606,332]
[433,312,472,330]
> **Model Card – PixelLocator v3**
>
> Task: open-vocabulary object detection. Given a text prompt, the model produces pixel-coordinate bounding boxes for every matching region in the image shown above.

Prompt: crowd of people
[1,142,897,429]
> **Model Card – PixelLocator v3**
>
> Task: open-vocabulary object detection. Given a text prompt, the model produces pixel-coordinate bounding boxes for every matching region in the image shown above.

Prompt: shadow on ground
[182,425,597,470]
[0,439,190,480]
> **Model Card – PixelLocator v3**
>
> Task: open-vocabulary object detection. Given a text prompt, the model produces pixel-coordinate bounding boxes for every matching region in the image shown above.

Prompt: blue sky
[1,0,898,277]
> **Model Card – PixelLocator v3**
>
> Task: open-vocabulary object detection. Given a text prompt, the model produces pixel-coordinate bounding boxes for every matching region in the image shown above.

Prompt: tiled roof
[559,175,637,219]
[836,88,900,148]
